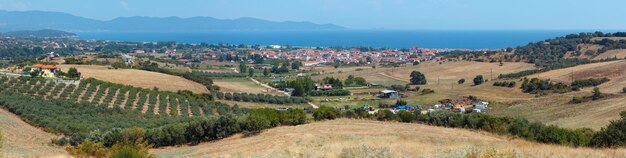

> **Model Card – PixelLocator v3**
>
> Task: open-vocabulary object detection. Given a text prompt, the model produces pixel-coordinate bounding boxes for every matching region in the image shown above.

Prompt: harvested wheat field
[213,78,286,96]
[0,109,68,157]
[533,60,626,93]
[58,65,208,93]
[594,49,626,60]
[313,61,535,84]
[151,119,626,158]
[384,61,535,85]
[492,91,626,130]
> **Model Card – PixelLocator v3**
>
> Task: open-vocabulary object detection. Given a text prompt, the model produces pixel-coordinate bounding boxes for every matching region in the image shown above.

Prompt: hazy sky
[1,0,625,30]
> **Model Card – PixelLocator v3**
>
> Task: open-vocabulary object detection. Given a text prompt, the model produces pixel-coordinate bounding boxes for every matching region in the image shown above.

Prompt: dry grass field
[594,49,626,60]
[312,61,535,86]
[151,119,626,158]
[491,91,626,130]
[58,65,208,93]
[491,60,626,129]
[213,78,286,96]
[383,61,535,85]
[0,109,68,157]
[533,60,626,93]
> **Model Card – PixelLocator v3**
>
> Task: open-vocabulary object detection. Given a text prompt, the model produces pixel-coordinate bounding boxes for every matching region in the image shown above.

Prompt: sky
[1,0,625,30]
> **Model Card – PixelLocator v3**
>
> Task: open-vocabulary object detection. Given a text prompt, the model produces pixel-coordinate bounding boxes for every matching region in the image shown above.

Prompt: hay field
[492,60,626,129]
[533,60,626,93]
[213,78,285,96]
[58,65,208,93]
[151,119,626,158]
[383,61,535,85]
[492,91,626,130]
[594,49,626,60]
[312,61,535,85]
[0,109,68,157]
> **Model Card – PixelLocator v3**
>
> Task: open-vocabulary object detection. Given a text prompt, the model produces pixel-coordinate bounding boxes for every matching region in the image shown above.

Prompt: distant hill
[0,10,346,32]
[3,29,76,38]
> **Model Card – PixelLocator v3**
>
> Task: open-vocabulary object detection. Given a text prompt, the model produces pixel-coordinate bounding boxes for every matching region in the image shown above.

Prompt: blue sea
[76,30,617,49]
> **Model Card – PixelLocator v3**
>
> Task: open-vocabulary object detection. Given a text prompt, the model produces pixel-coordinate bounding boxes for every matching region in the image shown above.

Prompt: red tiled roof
[41,65,57,69]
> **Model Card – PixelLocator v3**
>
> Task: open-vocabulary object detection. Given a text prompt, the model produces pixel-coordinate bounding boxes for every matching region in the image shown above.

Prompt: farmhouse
[31,64,57,78]
[379,89,402,98]
[315,84,333,91]
[452,105,465,113]
[121,54,134,65]
[473,102,489,110]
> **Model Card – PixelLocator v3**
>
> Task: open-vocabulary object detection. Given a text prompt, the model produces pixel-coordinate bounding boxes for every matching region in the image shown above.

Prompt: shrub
[421,89,435,95]
[571,78,610,89]
[458,79,465,84]
[592,87,603,100]
[65,140,108,157]
[623,87,626,93]
[313,106,340,121]
[397,110,415,123]
[473,75,484,85]
[395,100,407,106]
[571,96,583,104]
[243,113,271,133]
[309,89,351,96]
[108,140,155,158]
[590,111,626,147]
[375,109,399,121]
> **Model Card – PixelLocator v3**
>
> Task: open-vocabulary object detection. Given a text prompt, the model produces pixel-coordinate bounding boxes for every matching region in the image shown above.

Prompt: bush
[590,111,626,147]
[65,140,108,157]
[313,106,340,121]
[571,78,610,89]
[473,75,484,85]
[395,100,408,106]
[108,140,155,158]
[571,96,583,104]
[397,110,415,123]
[421,89,435,95]
[375,109,399,121]
[458,79,465,84]
[622,87,626,93]
[309,89,351,96]
[243,113,271,133]
[492,81,516,88]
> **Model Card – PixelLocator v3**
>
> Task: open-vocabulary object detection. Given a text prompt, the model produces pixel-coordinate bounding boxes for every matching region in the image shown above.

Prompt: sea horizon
[76,29,625,49]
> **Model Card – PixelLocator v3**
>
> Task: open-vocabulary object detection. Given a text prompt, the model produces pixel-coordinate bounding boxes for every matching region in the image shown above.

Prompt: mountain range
[0,10,346,32]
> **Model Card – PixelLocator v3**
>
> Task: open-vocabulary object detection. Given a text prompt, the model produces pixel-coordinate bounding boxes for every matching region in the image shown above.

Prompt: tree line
[213,91,308,104]
[312,106,626,148]
[61,108,307,157]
